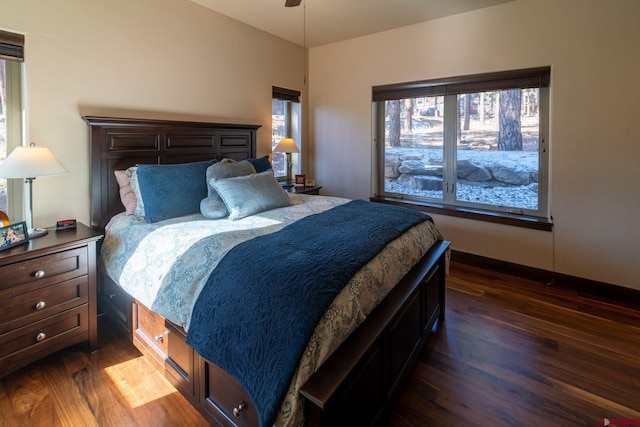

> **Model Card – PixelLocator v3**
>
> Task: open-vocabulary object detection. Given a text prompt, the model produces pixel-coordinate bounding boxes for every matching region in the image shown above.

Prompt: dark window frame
[372,67,552,231]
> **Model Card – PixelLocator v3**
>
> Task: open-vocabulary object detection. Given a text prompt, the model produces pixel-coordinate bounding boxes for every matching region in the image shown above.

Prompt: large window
[272,86,301,179]
[373,67,550,223]
[0,30,25,221]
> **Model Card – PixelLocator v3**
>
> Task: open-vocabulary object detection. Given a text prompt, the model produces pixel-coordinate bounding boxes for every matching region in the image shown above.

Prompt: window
[373,67,550,224]
[272,86,301,179]
[0,30,25,221]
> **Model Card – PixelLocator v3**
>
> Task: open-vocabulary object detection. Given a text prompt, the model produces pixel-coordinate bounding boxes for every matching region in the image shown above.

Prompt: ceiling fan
[285,0,301,7]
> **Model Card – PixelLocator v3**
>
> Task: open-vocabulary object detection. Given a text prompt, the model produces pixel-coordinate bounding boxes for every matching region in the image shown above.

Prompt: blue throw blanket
[186,200,431,426]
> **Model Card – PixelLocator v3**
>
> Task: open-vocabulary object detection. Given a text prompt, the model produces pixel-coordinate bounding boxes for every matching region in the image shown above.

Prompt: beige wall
[0,0,304,229]
[309,0,640,289]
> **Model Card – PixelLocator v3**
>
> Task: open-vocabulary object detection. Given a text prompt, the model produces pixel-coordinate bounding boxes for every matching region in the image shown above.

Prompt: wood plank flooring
[390,262,640,427]
[2,261,639,426]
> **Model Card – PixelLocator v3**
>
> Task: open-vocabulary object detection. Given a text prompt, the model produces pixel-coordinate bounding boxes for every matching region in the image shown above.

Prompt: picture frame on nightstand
[295,174,306,186]
[0,221,29,251]
[305,178,315,187]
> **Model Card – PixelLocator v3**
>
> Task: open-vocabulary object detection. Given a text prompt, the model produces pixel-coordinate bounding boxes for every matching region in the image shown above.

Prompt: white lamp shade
[273,137,300,154]
[0,145,68,178]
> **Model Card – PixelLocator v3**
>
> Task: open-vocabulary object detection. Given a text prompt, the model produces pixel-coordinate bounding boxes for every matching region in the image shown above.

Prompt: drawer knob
[34,270,45,279]
[154,335,164,343]
[109,293,116,299]
[35,301,46,310]
[233,403,246,418]
[36,332,47,342]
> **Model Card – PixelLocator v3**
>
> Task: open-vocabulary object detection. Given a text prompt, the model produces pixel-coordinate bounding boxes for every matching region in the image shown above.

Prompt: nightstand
[285,185,322,195]
[0,223,103,378]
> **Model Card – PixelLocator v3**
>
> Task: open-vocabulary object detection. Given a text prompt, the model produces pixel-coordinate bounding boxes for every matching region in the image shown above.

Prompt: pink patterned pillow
[114,170,137,215]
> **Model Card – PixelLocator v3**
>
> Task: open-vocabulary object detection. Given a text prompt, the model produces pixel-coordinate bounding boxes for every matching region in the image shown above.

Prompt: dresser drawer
[0,276,88,333]
[0,247,88,293]
[0,305,88,359]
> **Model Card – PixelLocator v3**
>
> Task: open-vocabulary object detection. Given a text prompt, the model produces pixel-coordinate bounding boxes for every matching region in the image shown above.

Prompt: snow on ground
[385,147,539,210]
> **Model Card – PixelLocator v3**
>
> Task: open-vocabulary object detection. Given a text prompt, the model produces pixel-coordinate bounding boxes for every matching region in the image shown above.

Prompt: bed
[85,115,450,427]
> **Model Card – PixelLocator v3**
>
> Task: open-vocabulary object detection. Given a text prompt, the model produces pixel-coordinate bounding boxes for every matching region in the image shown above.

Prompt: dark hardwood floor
[2,261,639,426]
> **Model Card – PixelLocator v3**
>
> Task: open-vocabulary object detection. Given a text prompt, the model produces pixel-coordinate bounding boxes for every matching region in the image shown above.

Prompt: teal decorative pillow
[201,159,256,219]
[213,170,291,220]
[247,155,272,173]
[136,160,215,223]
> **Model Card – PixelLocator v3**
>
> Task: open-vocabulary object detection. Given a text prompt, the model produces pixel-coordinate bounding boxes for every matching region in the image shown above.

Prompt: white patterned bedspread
[100,194,444,426]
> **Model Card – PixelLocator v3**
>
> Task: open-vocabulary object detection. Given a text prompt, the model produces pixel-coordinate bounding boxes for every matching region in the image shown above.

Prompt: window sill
[369,196,553,231]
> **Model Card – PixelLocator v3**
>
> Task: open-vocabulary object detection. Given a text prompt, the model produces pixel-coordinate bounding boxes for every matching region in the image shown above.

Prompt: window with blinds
[0,29,25,220]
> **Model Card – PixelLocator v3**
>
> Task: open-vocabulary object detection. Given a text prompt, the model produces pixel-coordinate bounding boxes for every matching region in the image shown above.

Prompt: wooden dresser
[0,223,103,378]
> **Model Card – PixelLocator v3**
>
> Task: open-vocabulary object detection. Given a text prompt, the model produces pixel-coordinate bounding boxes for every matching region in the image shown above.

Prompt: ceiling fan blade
[285,0,301,7]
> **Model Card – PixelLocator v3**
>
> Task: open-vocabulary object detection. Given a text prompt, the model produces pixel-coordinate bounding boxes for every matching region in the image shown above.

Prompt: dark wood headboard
[84,116,260,231]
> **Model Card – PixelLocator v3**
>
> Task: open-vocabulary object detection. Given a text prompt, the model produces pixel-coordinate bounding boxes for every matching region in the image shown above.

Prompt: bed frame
[84,115,450,427]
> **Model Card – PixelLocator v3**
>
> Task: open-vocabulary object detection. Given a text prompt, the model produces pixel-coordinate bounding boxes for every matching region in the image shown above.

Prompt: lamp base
[28,227,49,238]
[280,182,294,189]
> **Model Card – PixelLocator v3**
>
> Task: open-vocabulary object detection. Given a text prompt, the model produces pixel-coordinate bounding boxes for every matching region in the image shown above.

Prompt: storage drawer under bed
[132,301,195,397]
[199,356,259,427]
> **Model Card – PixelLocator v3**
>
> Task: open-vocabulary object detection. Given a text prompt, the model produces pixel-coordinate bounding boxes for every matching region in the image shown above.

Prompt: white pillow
[126,167,146,218]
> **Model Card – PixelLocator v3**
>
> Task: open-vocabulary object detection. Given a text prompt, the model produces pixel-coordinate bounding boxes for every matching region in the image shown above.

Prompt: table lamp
[273,137,299,187]
[0,143,68,237]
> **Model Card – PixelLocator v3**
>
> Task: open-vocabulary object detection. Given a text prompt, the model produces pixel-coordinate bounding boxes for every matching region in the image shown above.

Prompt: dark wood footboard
[98,239,449,427]
[300,239,449,427]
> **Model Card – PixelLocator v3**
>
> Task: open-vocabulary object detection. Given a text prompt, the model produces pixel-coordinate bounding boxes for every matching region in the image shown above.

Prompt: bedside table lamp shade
[273,137,299,187]
[0,144,68,237]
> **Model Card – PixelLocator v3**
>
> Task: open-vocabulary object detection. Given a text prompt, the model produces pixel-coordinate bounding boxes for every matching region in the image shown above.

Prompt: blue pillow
[136,160,214,223]
[213,170,291,220]
[247,155,272,173]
